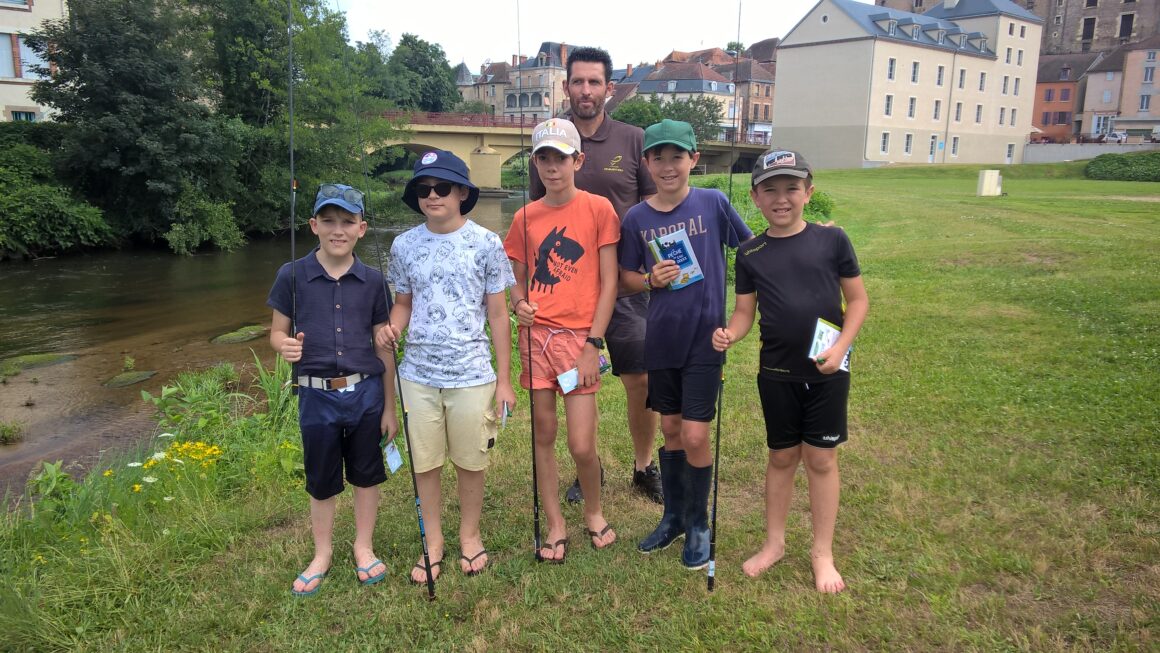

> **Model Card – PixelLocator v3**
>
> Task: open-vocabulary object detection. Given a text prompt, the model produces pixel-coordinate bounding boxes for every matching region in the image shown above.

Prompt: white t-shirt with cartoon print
[388,219,515,388]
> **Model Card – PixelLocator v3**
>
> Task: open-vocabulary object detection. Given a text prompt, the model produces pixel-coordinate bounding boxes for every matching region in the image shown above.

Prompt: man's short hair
[566,47,613,84]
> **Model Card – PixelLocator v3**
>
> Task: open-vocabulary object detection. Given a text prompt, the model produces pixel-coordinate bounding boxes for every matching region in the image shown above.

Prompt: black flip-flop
[538,538,568,564]
[460,549,490,576]
[587,523,615,550]
[409,558,442,585]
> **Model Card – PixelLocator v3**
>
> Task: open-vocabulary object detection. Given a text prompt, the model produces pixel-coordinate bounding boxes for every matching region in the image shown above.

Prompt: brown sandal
[588,523,615,550]
[538,538,568,564]
[460,549,490,576]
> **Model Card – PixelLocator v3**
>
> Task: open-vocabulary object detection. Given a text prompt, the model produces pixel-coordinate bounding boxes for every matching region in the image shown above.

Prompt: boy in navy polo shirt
[713,149,868,593]
[268,183,399,596]
[619,120,752,570]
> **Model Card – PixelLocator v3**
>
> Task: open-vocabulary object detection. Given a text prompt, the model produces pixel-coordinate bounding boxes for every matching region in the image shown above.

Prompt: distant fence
[1024,142,1160,163]
[383,111,536,128]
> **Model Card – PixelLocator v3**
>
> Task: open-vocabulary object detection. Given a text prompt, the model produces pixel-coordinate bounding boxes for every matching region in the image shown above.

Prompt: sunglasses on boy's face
[316,184,364,207]
[414,182,456,199]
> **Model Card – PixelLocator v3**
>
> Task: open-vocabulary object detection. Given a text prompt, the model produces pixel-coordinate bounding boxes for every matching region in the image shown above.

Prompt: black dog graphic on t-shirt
[532,226,584,293]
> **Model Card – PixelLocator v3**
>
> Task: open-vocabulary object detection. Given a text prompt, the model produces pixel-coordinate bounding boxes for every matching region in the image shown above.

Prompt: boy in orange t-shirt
[504,118,620,560]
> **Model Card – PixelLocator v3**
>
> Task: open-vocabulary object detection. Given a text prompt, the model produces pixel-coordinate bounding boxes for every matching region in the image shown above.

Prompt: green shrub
[1084,151,1160,182]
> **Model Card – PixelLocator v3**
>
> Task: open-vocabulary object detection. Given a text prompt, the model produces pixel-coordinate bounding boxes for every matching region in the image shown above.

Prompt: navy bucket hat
[402,150,479,215]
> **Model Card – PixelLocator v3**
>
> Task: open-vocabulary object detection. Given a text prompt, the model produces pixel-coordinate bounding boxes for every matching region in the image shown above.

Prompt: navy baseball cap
[402,150,479,215]
[313,183,364,215]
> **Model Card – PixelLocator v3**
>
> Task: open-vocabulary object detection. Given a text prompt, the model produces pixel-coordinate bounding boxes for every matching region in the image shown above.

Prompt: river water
[0,195,523,496]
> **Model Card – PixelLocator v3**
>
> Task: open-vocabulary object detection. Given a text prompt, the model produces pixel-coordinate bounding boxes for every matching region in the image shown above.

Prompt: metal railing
[383,110,537,128]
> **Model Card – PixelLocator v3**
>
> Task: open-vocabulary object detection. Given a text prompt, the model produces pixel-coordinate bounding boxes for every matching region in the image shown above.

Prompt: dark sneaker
[632,462,664,504]
[564,461,605,504]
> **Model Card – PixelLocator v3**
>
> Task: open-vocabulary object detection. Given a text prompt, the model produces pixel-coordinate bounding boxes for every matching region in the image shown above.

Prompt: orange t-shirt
[504,190,620,329]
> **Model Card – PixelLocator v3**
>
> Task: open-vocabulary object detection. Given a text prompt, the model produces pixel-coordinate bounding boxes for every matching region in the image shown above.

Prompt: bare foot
[291,554,331,594]
[586,516,616,549]
[742,542,786,577]
[811,554,846,593]
[409,547,444,584]
[353,547,386,584]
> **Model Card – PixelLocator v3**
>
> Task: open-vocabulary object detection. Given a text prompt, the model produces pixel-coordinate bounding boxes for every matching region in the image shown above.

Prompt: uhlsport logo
[421,152,438,165]
[762,150,796,169]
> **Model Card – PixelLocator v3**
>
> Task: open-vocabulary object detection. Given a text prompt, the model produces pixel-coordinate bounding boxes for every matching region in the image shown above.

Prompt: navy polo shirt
[267,247,389,378]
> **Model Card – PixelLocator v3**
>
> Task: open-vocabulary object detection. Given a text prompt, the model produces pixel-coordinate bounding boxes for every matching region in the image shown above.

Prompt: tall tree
[384,33,460,112]
[611,96,663,129]
[651,94,724,144]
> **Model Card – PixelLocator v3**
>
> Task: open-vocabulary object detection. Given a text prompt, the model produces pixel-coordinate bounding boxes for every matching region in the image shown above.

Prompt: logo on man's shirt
[603,155,624,173]
[533,226,584,293]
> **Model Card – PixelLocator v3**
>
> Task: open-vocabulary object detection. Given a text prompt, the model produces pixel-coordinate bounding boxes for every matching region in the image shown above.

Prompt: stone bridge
[382,111,771,189]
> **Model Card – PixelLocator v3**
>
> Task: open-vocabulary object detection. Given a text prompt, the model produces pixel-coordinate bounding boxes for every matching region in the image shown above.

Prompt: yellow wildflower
[102,469,114,478]
[132,484,142,493]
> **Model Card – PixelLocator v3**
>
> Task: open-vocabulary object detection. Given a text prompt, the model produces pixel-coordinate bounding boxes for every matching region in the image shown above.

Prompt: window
[1018,50,1024,66]
[1082,17,1096,40]
[1060,66,1071,81]
[1045,88,1055,102]
[1020,26,1027,38]
[1149,52,1158,62]
[955,102,963,122]
[1009,22,1015,36]
[999,107,1006,125]
[489,84,495,97]
[1103,90,1113,103]
[976,104,983,123]
[1055,111,1070,124]
[1014,78,1021,96]
[1061,88,1071,101]
[1145,67,1155,83]
[1120,14,1134,39]
[709,81,718,91]
[888,20,897,36]
[1106,71,1115,80]
[1142,95,1152,111]
[1010,108,1017,126]
[937,65,945,86]
[1054,15,1062,25]
[881,131,890,154]
[1002,76,1009,94]
[753,104,760,120]
[1042,111,1051,125]
[765,85,770,96]
[904,133,913,154]
[1085,0,1097,6]
[18,38,46,79]
[933,99,942,120]
[11,111,35,122]
[911,61,920,83]
[764,104,769,120]
[958,68,966,89]
[506,94,517,108]
[885,94,894,116]
[531,92,542,106]
[667,80,677,91]
[887,58,896,80]
[0,34,13,77]
[979,72,987,91]
[908,96,917,118]
[951,136,960,156]
[1006,48,1012,64]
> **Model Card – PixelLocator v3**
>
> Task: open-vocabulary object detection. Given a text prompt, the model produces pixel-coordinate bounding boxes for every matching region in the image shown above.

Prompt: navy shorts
[646,364,722,422]
[757,375,849,450]
[606,294,648,376]
[298,374,387,500]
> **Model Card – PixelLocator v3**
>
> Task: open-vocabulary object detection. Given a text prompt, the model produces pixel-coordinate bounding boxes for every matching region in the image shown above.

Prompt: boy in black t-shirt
[712,149,868,593]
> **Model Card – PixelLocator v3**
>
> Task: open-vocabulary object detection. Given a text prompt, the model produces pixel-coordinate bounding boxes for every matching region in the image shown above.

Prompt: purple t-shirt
[619,187,753,370]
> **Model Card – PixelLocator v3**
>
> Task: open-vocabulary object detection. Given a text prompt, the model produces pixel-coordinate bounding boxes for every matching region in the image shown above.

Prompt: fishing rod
[333,0,437,601]
[708,0,744,594]
[514,0,543,563]
[286,0,299,396]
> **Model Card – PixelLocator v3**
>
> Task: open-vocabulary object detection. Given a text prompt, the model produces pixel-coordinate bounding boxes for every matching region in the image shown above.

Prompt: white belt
[297,373,366,391]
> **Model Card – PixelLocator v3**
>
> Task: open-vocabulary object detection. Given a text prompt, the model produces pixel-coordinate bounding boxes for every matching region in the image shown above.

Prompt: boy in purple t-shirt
[618,119,752,570]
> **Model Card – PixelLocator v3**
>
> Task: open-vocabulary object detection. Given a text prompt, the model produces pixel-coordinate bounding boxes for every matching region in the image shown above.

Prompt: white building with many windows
[0,0,65,122]
[773,0,1042,167]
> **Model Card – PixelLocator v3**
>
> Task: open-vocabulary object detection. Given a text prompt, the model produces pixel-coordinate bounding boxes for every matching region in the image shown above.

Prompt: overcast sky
[337,0,876,70]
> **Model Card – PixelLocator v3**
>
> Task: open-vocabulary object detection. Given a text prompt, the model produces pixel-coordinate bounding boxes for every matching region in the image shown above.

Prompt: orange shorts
[517,325,601,396]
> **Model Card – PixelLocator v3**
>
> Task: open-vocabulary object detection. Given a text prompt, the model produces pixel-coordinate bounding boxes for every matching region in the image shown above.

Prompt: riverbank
[2,166,1156,650]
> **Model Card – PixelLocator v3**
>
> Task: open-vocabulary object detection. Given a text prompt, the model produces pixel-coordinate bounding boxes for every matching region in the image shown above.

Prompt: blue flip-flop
[356,559,387,586]
[291,571,327,597]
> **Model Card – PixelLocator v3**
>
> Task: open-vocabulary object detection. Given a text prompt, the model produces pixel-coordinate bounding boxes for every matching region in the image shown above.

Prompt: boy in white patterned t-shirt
[376,150,515,582]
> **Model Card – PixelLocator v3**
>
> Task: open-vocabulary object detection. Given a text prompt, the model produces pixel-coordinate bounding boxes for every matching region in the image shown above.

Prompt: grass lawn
[2,164,1157,652]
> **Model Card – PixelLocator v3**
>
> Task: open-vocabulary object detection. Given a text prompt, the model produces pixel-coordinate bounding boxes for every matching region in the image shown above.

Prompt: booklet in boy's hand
[557,354,611,394]
[648,227,704,290]
[808,318,851,372]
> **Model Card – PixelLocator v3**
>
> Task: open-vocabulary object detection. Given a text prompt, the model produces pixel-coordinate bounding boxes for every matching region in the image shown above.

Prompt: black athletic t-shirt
[734,223,861,383]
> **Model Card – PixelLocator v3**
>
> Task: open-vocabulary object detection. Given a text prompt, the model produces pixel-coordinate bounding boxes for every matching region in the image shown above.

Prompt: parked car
[1150,127,1160,143]
[1099,131,1129,143]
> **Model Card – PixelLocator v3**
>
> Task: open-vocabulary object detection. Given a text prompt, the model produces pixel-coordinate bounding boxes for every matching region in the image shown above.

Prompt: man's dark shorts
[757,375,849,450]
[646,363,721,422]
[606,293,648,376]
[299,374,387,500]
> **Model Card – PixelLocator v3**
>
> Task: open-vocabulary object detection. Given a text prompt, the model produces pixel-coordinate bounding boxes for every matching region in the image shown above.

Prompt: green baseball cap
[643,119,697,153]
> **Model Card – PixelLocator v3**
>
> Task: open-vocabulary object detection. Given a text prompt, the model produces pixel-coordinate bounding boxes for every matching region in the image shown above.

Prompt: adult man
[530,46,662,504]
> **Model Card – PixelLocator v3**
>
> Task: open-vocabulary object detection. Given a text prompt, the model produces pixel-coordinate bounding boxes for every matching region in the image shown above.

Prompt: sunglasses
[414,182,455,199]
[316,184,364,207]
